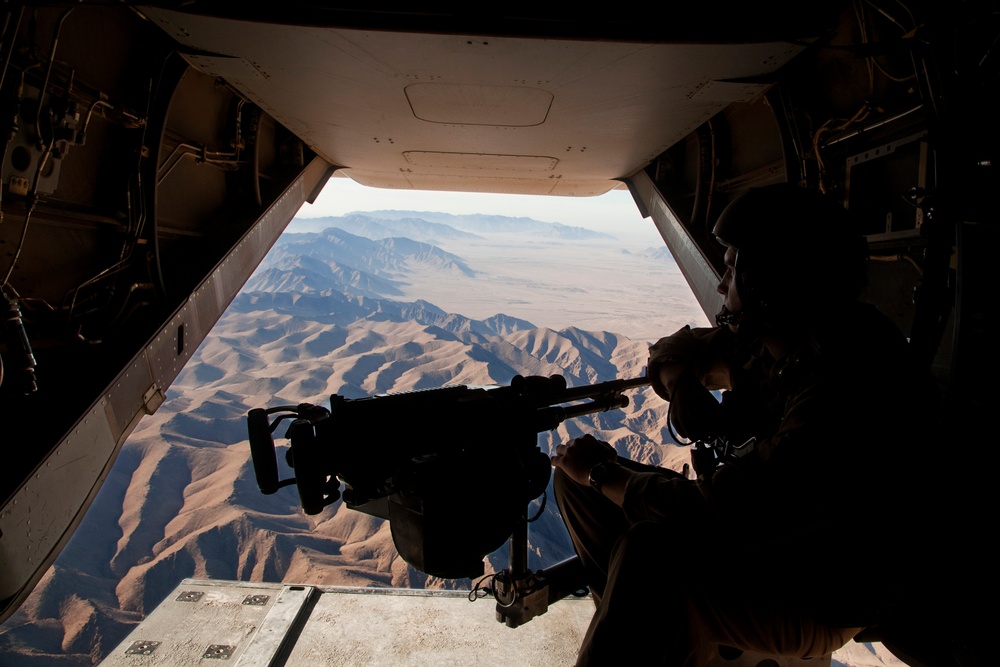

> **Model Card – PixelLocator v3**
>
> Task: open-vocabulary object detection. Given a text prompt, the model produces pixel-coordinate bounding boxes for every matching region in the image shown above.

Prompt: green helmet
[711,183,868,331]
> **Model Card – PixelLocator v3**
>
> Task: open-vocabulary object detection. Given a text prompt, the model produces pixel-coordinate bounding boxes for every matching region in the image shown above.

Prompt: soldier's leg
[552,467,629,603]
[552,458,680,602]
[575,519,861,666]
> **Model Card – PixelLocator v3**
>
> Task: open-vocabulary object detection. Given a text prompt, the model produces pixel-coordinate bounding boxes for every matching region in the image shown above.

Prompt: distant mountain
[0,275,671,665]
[245,227,476,299]
[0,209,672,665]
[292,211,614,241]
[0,212,901,667]
[243,255,407,297]
[230,292,536,340]
[262,227,475,278]
[634,245,676,262]
[292,213,483,244]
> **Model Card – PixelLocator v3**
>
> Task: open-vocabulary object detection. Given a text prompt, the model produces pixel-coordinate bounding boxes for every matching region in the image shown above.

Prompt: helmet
[711,183,867,331]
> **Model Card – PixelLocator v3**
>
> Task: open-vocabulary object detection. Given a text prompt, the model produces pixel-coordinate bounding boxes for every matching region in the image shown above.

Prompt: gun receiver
[246,374,648,580]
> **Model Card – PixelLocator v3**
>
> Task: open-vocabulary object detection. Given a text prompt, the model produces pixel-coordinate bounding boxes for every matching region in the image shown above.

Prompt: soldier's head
[711,183,868,337]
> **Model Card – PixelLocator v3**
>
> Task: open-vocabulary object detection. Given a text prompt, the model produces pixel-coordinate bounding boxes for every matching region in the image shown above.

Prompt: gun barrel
[531,375,648,430]
[556,375,649,403]
[558,393,630,421]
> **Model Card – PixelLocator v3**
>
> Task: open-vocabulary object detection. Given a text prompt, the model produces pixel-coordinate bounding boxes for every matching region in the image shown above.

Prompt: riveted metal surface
[0,401,116,610]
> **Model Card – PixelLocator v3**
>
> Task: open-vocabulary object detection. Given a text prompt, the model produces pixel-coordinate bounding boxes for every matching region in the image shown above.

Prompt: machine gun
[246,374,648,599]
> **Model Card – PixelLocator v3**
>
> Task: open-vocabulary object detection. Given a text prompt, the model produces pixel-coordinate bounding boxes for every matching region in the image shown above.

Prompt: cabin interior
[0,3,994,664]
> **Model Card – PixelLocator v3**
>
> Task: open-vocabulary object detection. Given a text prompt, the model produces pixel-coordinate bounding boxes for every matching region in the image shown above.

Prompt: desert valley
[0,210,903,667]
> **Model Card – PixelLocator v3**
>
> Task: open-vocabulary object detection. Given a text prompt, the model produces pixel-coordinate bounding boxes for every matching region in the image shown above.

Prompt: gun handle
[247,408,280,494]
[288,416,339,515]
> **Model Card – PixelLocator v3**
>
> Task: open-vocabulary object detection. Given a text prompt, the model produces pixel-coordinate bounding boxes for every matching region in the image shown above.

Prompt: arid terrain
[0,212,902,666]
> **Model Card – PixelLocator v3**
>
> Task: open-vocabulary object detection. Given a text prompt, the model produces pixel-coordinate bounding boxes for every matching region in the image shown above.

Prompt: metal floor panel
[100,578,831,666]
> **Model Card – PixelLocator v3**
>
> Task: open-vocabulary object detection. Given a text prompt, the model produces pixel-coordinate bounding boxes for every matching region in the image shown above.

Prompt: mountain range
[0,212,902,667]
[288,211,615,242]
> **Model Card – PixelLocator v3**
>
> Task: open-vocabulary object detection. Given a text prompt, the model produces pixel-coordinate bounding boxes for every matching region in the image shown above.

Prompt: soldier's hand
[648,325,704,399]
[551,434,617,487]
[648,325,733,399]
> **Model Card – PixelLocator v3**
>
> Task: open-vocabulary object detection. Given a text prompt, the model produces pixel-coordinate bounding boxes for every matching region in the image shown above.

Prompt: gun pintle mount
[247,374,649,580]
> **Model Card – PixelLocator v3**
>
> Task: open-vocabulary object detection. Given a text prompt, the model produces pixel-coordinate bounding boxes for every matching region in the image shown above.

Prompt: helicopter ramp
[98,578,830,666]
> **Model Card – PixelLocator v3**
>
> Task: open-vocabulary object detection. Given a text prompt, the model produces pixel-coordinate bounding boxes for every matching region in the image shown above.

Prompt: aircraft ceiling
[138,6,811,196]
[0,2,841,624]
[9,9,994,660]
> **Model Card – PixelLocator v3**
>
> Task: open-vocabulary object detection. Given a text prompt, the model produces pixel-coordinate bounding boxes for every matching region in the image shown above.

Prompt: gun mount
[247,374,648,583]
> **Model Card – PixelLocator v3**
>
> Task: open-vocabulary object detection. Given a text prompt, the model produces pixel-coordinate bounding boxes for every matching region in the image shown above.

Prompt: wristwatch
[588,462,611,492]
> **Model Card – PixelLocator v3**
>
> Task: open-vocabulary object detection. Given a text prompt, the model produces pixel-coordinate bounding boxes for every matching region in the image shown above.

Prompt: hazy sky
[296,175,663,246]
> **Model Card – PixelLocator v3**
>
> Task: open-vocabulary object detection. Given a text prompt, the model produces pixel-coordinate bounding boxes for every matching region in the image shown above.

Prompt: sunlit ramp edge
[97,579,830,667]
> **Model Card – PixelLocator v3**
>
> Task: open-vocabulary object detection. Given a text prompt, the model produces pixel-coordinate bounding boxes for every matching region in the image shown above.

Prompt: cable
[666,400,695,446]
[812,0,926,193]
[468,573,498,601]
[0,5,25,225]
[525,491,546,522]
[468,570,520,608]
[1,4,76,288]
[32,5,76,153]
[0,181,37,287]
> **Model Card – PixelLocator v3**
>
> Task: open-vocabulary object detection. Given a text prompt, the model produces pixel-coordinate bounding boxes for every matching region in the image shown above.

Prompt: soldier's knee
[552,466,572,495]
[614,521,672,563]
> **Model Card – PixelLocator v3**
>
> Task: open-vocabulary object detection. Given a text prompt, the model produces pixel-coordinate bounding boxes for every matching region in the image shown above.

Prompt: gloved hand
[647,325,732,400]
[551,433,617,488]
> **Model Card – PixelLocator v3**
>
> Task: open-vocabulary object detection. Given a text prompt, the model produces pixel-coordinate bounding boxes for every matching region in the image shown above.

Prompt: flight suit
[554,302,942,666]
